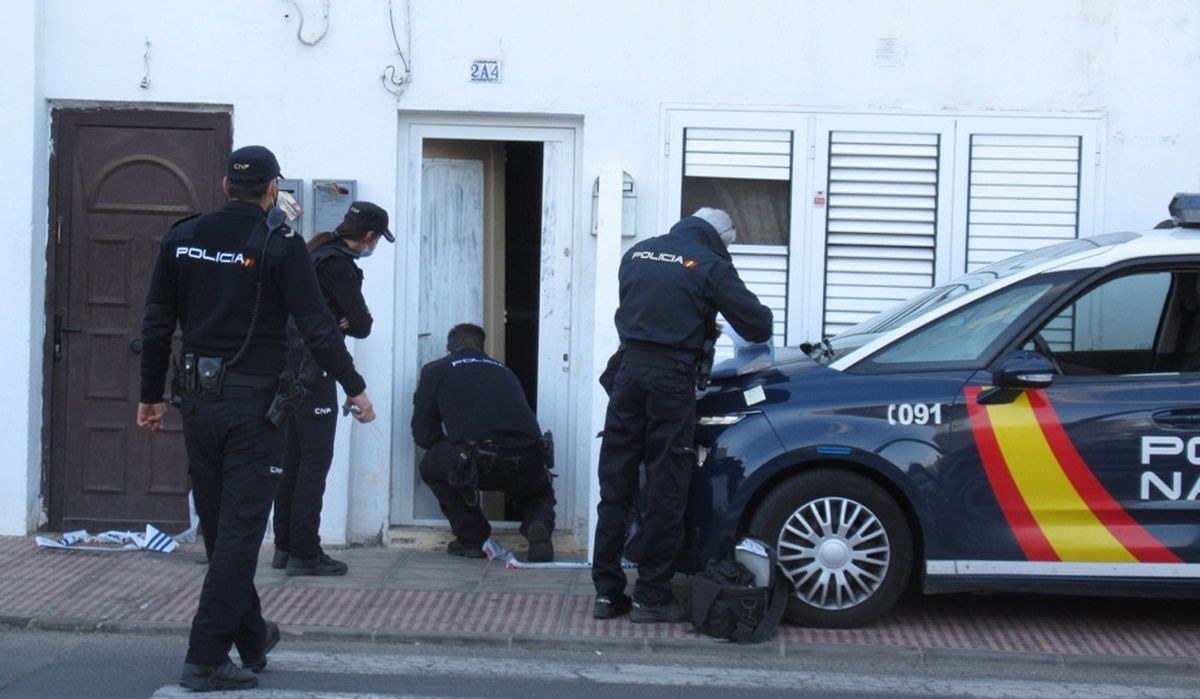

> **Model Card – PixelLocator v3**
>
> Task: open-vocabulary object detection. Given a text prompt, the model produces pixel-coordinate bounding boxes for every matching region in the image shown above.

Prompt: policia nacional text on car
[136,146,376,693]
[592,208,773,624]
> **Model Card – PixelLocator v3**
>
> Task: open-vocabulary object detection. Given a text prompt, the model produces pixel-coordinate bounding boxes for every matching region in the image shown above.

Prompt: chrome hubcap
[777,496,890,610]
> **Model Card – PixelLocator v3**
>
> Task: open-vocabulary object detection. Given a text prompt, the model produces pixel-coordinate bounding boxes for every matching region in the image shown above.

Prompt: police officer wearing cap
[592,207,773,624]
[412,323,556,562]
[137,145,376,692]
[272,201,393,577]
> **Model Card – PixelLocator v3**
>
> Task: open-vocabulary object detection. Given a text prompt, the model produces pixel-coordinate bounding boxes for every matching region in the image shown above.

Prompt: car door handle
[1152,409,1200,430]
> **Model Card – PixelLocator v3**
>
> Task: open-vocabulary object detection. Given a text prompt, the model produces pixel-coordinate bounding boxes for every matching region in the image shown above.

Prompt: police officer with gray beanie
[137,145,375,691]
[592,207,772,623]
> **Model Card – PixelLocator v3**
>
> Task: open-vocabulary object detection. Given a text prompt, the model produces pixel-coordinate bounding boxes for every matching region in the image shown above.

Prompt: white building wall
[0,0,45,535]
[4,0,1197,536]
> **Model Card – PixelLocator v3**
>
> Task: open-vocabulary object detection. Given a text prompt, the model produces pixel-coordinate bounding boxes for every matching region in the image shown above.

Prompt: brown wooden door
[46,108,231,532]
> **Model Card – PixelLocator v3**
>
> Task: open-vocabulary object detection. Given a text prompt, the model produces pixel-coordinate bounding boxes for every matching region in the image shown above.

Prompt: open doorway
[411,139,545,524]
[393,119,577,532]
[502,141,544,408]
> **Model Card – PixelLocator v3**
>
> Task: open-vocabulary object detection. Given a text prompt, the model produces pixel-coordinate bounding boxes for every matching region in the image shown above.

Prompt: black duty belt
[221,372,279,391]
[621,348,695,374]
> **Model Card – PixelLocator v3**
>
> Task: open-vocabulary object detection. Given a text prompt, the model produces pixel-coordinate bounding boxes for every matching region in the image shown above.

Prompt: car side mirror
[977,351,1055,404]
[994,350,1056,390]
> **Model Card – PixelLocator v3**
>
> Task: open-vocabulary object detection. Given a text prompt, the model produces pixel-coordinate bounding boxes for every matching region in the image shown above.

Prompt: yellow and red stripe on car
[964,387,1180,564]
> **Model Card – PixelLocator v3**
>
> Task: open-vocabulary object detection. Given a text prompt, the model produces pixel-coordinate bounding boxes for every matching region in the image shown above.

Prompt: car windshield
[810,232,1140,364]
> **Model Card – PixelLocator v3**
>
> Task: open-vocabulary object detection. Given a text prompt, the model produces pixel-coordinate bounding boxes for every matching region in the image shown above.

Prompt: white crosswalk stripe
[152,691,467,699]
[149,650,1197,699]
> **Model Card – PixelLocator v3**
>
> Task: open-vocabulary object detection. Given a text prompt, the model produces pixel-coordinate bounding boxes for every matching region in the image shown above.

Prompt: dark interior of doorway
[504,141,543,411]
[501,141,543,525]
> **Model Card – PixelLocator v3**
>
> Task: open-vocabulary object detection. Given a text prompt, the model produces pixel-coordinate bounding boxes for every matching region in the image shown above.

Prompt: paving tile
[377,576,480,593]
[260,587,373,628]
[5,535,1200,661]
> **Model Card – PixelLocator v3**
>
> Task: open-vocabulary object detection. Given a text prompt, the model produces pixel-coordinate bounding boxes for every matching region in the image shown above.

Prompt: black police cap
[340,201,394,242]
[227,145,282,184]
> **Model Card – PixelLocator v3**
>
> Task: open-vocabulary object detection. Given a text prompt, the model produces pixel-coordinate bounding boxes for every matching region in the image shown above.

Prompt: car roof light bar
[1168,192,1200,227]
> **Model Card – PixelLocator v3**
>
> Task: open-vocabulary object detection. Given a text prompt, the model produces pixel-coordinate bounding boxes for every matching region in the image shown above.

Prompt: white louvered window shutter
[823,131,940,338]
[966,134,1082,271]
[682,128,793,352]
[684,128,792,181]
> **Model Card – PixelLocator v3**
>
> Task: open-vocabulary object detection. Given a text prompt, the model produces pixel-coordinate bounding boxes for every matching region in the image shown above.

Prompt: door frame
[391,114,581,528]
[43,105,231,530]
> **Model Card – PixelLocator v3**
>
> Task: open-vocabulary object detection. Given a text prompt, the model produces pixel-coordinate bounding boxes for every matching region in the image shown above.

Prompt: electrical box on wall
[591,172,636,238]
[313,179,357,234]
[277,178,305,236]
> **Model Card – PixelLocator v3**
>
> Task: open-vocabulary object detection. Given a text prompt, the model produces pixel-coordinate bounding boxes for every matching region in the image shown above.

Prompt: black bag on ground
[691,540,787,644]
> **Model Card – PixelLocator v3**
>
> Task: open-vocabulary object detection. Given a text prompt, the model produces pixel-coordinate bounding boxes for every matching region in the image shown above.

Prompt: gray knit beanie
[692,207,736,246]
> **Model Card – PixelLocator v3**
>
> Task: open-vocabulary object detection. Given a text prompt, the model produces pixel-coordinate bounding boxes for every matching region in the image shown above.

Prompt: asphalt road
[0,628,1195,699]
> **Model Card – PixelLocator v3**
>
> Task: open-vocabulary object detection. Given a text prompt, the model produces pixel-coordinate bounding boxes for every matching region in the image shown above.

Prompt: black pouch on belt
[196,356,226,396]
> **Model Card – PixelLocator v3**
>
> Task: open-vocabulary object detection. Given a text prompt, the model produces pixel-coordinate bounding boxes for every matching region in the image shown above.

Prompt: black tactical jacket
[614,216,774,360]
[411,347,540,450]
[139,201,365,403]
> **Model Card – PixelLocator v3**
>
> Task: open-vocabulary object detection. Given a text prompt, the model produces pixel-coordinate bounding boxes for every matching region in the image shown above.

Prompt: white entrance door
[392,121,578,530]
[411,156,486,519]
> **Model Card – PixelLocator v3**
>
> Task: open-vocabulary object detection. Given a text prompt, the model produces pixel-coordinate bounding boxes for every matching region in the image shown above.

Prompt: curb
[3,613,1198,673]
[0,614,33,630]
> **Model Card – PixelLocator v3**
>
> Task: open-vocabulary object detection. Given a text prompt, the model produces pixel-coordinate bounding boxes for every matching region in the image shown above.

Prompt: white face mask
[276,189,303,222]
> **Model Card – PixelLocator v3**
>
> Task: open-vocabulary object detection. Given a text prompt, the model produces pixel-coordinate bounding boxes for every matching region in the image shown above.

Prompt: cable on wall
[285,0,330,46]
[381,0,412,99]
[139,38,151,89]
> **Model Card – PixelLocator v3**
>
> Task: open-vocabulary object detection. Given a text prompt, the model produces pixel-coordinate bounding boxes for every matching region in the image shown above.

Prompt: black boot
[629,597,689,624]
[240,621,280,673]
[271,549,289,570]
[179,659,258,692]
[286,553,349,576]
[446,539,486,558]
[525,522,554,563]
[593,593,633,619]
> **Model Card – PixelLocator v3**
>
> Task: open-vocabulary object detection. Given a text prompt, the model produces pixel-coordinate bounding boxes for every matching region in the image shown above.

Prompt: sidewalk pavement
[2,531,1199,669]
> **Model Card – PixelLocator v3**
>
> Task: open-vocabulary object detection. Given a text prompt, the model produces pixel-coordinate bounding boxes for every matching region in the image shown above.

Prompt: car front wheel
[749,468,913,628]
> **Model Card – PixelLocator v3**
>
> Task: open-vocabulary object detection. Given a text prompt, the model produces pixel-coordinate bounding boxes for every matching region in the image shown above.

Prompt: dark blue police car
[680,195,1200,627]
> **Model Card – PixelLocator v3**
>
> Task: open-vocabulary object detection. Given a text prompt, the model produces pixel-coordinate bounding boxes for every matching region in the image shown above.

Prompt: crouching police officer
[592,208,773,624]
[136,145,375,692]
[412,323,556,562]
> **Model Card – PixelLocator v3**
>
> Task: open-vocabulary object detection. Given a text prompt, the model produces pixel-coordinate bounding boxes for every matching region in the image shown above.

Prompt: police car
[681,194,1200,628]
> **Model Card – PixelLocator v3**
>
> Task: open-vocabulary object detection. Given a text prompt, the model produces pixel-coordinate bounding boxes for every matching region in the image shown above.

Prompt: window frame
[662,107,1105,345]
[994,256,1200,383]
[849,271,1081,375]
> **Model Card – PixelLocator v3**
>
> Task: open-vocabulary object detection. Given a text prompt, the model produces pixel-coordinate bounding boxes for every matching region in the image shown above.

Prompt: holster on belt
[449,441,482,506]
[450,440,548,507]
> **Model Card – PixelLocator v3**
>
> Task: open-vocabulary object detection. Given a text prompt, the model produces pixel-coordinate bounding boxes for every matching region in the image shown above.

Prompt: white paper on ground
[482,538,637,570]
[35,523,179,553]
[35,490,200,553]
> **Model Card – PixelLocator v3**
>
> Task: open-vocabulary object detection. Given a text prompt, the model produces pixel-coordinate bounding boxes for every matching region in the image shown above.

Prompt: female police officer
[272,202,393,577]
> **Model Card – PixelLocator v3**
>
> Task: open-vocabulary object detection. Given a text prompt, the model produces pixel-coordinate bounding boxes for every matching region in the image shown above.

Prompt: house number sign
[470,59,501,83]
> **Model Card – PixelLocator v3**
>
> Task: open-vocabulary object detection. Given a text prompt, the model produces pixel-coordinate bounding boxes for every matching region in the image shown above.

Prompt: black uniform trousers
[419,442,556,546]
[273,372,337,559]
[592,360,696,606]
[181,387,283,668]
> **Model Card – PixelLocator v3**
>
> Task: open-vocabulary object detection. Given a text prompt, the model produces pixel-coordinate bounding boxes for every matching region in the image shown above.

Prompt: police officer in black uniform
[412,323,555,562]
[592,207,773,623]
[136,145,376,692]
[272,201,393,578]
